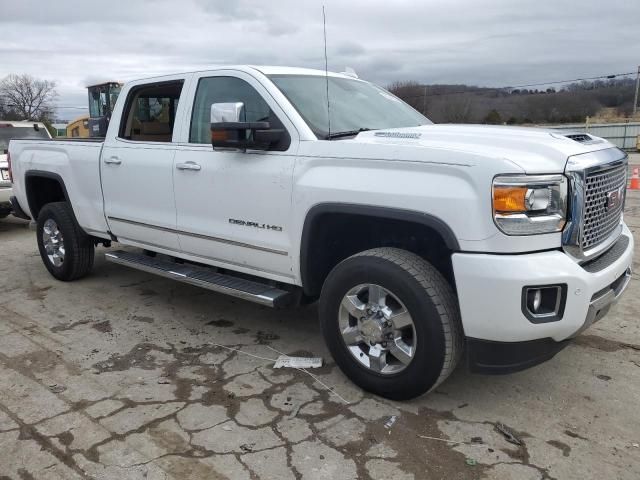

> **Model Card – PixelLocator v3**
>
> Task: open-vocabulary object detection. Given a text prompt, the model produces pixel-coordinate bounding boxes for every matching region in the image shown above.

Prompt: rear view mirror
[210,102,283,151]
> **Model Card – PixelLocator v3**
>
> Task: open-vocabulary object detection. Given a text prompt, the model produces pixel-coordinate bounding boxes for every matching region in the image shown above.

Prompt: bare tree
[387,80,429,114]
[0,74,58,120]
[434,95,475,123]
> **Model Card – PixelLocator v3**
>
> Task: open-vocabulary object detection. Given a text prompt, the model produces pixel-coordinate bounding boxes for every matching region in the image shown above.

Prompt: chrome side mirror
[210,102,281,151]
[211,102,245,123]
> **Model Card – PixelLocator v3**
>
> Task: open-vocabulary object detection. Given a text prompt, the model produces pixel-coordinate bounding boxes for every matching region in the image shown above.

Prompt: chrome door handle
[176,162,201,171]
[104,156,122,165]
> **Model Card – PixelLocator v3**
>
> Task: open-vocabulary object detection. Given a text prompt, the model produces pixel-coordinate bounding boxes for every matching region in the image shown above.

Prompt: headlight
[492,174,568,235]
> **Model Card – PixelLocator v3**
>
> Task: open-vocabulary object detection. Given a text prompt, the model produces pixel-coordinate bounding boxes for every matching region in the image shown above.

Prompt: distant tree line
[387,78,637,124]
[0,74,58,122]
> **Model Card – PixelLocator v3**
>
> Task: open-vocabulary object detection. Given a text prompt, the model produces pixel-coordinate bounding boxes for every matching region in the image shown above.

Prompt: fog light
[522,285,567,323]
[531,289,542,312]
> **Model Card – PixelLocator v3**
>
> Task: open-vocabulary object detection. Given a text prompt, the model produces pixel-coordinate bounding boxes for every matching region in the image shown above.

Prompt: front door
[101,79,185,252]
[173,72,297,281]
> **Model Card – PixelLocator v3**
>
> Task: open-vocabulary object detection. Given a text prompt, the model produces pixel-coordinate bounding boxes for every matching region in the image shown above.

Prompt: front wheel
[319,248,463,400]
[36,202,95,281]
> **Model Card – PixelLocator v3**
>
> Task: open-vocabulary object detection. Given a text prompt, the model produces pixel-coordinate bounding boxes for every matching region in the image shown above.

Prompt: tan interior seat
[131,122,172,142]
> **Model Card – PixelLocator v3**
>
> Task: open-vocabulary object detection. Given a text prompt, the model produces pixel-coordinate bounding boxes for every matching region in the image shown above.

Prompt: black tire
[319,247,463,400]
[36,202,94,281]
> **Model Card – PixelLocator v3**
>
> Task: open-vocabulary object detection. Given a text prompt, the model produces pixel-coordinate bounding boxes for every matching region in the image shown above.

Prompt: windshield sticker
[374,132,422,139]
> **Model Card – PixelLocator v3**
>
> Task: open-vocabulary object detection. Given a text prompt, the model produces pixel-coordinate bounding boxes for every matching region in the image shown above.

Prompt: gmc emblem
[606,187,624,211]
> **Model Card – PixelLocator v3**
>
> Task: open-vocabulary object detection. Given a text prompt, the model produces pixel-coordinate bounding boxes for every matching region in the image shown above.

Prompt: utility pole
[422,85,427,115]
[634,65,640,117]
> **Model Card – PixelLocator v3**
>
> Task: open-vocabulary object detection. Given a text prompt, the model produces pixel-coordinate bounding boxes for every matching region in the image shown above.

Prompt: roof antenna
[322,5,331,139]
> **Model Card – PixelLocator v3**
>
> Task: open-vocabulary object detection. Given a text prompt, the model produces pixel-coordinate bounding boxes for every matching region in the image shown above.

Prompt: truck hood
[353,124,616,173]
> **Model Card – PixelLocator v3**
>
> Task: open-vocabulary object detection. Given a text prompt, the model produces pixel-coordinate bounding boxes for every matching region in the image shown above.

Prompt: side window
[190,76,283,145]
[119,80,184,142]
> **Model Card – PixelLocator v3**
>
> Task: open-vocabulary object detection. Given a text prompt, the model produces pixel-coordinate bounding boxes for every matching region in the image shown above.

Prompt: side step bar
[105,250,291,307]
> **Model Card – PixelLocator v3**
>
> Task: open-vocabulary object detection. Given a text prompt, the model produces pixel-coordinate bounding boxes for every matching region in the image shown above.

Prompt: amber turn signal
[211,130,229,142]
[493,186,527,212]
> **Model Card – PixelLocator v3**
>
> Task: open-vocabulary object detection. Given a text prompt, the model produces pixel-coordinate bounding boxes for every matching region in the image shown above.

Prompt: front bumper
[453,223,634,343]
[466,337,570,374]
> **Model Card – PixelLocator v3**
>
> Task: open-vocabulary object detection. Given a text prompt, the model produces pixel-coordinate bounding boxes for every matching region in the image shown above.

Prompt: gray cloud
[1,0,637,119]
[336,41,366,57]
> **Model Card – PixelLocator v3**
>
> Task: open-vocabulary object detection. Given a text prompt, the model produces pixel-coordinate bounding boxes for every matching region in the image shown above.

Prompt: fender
[25,170,114,241]
[23,169,93,235]
[300,203,460,294]
[24,170,70,217]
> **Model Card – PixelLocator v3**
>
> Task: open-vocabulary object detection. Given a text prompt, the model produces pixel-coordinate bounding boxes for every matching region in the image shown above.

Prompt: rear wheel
[319,248,462,400]
[36,202,94,281]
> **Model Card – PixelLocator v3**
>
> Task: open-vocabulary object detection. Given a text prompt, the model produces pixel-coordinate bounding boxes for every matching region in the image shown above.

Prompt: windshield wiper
[325,128,372,140]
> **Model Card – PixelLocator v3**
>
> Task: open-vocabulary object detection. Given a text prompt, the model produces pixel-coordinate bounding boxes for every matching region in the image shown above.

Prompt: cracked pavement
[0,157,639,479]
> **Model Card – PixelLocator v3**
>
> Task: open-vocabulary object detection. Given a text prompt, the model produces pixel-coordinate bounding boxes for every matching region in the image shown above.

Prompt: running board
[105,250,291,307]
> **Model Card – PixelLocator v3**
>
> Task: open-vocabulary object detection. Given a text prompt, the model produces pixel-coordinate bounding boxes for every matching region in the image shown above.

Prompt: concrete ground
[0,156,639,480]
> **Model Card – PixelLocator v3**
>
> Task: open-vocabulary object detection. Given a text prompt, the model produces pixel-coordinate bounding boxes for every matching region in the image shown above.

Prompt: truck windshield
[0,126,50,152]
[268,74,431,139]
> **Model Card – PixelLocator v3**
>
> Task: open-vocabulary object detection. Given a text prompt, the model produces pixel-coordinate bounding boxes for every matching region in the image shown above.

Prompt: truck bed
[13,137,105,143]
[9,137,108,235]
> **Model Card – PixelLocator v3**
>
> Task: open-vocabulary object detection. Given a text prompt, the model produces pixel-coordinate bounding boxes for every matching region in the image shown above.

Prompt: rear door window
[119,81,184,142]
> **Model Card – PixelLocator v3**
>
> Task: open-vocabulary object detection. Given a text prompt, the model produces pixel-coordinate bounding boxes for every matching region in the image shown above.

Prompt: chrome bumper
[0,186,11,205]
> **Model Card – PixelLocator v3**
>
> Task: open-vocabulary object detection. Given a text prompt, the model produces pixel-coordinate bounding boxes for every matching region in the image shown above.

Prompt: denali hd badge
[606,186,624,211]
[374,131,421,139]
[229,219,283,232]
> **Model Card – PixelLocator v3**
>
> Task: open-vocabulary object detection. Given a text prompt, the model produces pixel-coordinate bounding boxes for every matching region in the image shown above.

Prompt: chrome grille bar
[582,164,627,249]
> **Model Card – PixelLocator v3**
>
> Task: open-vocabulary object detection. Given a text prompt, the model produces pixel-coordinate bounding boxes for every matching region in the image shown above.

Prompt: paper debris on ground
[494,422,524,446]
[274,355,323,369]
[384,415,397,430]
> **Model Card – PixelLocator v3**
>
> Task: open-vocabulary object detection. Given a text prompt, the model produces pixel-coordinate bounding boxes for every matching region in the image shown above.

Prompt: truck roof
[126,65,360,84]
[250,66,356,78]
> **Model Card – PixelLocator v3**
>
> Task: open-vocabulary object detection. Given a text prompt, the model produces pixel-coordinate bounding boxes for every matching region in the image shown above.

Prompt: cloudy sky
[1,0,638,119]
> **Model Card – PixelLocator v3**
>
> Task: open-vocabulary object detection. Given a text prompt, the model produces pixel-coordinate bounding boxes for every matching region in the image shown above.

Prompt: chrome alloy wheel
[339,283,417,374]
[42,218,65,267]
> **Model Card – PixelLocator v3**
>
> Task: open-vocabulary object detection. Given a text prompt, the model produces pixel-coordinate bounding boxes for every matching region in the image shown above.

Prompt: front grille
[582,164,627,250]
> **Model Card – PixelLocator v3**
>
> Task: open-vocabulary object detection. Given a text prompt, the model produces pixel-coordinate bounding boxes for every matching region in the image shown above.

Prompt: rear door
[172,71,298,281]
[101,77,186,252]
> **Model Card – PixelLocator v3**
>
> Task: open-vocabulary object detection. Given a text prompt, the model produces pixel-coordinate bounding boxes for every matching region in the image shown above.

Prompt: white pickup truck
[8,66,634,399]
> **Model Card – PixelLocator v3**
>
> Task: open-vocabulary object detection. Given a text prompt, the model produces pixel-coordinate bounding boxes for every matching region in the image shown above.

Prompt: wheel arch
[300,203,460,296]
[24,170,73,220]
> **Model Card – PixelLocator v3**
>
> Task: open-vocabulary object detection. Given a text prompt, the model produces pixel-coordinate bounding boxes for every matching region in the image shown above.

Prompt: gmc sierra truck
[7,66,634,400]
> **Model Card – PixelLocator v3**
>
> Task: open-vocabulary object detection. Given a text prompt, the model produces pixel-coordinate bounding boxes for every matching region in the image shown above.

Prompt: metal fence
[547,122,640,150]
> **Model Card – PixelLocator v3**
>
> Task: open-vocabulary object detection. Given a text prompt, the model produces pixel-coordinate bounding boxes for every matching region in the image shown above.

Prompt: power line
[3,70,636,108]
[503,71,635,89]
[397,71,637,100]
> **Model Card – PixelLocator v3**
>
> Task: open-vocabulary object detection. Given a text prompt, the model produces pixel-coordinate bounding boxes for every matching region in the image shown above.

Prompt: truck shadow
[0,216,30,233]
